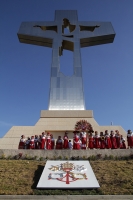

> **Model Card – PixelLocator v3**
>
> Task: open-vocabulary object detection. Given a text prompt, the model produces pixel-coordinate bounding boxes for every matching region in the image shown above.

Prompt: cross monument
[18,10,115,110]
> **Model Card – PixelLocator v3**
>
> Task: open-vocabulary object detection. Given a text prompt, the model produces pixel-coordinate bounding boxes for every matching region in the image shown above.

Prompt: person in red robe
[50,134,55,149]
[34,135,39,149]
[56,136,63,149]
[115,130,121,148]
[105,130,112,149]
[73,131,80,150]
[99,132,105,149]
[18,135,26,149]
[46,132,51,150]
[120,135,126,149]
[63,132,69,149]
[94,131,100,149]
[110,131,117,149]
[41,132,46,149]
[88,133,94,149]
[29,136,35,149]
[127,130,133,149]
[80,131,87,149]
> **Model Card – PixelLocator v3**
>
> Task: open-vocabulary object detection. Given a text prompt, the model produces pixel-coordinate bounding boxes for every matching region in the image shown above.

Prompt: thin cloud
[0,121,14,127]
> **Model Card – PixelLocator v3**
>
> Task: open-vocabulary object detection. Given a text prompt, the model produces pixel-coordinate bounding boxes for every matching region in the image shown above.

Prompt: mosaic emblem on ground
[37,161,100,188]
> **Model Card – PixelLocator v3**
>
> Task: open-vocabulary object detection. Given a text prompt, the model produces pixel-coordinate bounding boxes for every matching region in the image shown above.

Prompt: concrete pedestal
[0,110,126,149]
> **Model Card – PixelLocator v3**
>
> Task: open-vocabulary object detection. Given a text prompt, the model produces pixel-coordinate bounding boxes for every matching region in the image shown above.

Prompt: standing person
[105,130,112,149]
[68,140,73,150]
[46,132,51,150]
[73,131,80,150]
[41,132,46,149]
[18,135,26,149]
[94,131,100,149]
[88,133,94,149]
[25,137,30,149]
[99,132,105,149]
[38,135,42,149]
[127,130,133,149]
[80,131,87,149]
[110,131,117,149]
[51,134,55,149]
[63,132,69,149]
[120,135,126,149]
[115,130,121,148]
[34,135,39,149]
[56,136,63,149]
[29,136,35,149]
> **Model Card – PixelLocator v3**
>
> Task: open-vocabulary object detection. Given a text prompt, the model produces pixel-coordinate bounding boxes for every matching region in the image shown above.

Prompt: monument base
[0,110,126,149]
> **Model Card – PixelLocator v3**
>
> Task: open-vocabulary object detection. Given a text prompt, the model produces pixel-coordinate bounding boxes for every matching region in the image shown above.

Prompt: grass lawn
[0,159,133,195]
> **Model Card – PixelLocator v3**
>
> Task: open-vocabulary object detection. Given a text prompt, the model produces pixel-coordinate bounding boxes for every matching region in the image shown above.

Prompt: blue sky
[0,0,133,138]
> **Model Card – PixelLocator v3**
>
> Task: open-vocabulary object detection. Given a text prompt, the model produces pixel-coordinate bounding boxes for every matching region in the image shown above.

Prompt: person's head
[35,135,38,139]
[69,140,71,142]
[73,131,78,134]
[111,131,114,135]
[100,132,103,136]
[95,131,98,136]
[127,130,132,134]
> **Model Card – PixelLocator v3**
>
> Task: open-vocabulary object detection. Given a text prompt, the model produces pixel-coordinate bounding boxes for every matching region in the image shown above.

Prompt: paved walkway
[0,195,133,200]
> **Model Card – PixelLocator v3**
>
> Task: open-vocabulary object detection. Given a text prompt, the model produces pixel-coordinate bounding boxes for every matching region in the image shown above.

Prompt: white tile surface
[37,161,100,188]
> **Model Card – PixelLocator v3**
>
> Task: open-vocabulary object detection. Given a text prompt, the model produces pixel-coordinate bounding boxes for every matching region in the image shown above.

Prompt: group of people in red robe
[18,132,55,150]
[88,130,127,149]
[18,129,133,150]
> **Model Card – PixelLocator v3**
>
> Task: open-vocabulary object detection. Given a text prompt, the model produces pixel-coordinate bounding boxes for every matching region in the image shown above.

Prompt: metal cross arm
[17,21,115,50]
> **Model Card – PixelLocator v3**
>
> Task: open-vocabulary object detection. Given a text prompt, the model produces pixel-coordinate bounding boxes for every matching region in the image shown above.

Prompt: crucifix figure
[18,10,115,110]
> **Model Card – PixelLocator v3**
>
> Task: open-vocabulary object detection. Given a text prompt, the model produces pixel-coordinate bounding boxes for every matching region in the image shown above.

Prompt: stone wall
[0,149,133,159]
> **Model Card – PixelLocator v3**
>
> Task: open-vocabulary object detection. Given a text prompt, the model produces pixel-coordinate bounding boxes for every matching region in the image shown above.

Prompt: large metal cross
[18,10,115,110]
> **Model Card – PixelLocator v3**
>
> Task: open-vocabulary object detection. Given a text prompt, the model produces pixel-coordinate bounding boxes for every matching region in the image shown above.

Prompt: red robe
[51,138,55,149]
[29,139,35,149]
[81,132,87,149]
[46,136,51,150]
[110,135,117,149]
[127,133,133,148]
[94,135,100,149]
[73,134,80,150]
[88,136,94,149]
[100,137,105,149]
[120,138,126,149]
[18,139,26,149]
[105,135,112,149]
[56,139,63,149]
[63,135,68,149]
[115,135,120,148]
[41,135,46,149]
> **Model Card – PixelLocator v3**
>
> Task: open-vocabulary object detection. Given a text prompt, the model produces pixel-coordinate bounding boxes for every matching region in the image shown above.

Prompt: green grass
[0,160,133,195]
